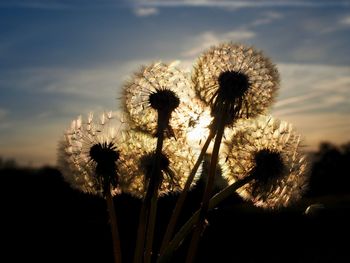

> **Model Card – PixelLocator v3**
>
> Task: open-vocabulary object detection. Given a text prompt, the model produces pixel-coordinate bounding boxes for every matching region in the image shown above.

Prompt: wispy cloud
[273,63,350,114]
[270,63,350,149]
[250,11,282,26]
[181,29,255,57]
[3,0,349,10]
[132,0,350,8]
[133,7,159,16]
[180,10,284,58]
[0,60,151,99]
[340,15,350,25]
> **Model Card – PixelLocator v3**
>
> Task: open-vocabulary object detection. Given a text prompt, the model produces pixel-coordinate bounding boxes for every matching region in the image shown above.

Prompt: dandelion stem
[144,128,165,263]
[133,111,169,263]
[157,175,254,263]
[158,131,214,256]
[133,194,149,263]
[106,187,122,263]
[185,113,227,263]
[133,149,163,263]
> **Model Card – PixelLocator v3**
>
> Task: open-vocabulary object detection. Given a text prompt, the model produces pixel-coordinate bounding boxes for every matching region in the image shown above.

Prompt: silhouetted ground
[1,143,350,263]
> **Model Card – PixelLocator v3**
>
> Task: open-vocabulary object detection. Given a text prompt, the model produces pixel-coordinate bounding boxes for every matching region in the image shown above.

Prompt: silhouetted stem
[144,128,165,263]
[133,189,150,263]
[157,175,253,263]
[133,114,167,263]
[158,131,215,256]
[106,188,122,263]
[185,114,226,262]
[184,218,205,263]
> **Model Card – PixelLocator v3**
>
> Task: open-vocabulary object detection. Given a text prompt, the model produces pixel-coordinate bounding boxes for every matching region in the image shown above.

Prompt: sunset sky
[1,0,350,166]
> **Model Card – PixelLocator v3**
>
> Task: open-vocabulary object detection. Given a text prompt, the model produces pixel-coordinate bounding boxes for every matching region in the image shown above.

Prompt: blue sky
[1,0,350,166]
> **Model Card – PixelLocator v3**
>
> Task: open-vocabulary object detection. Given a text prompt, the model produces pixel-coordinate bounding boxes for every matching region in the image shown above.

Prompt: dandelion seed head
[253,149,285,183]
[123,62,201,138]
[89,142,120,164]
[218,71,249,101]
[149,88,180,112]
[192,43,279,125]
[57,111,123,197]
[117,131,200,198]
[221,115,308,209]
[139,152,170,179]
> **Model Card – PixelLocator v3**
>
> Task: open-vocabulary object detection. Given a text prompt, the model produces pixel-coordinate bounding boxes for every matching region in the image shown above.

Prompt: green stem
[106,187,122,263]
[157,175,253,263]
[158,131,215,256]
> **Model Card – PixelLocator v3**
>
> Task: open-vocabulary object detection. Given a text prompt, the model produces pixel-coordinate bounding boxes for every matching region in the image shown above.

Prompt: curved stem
[157,175,253,263]
[158,131,215,256]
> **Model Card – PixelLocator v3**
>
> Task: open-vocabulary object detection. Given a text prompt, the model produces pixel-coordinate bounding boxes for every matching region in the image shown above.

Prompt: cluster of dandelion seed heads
[116,131,200,198]
[57,111,122,196]
[192,43,280,124]
[57,42,309,210]
[123,62,206,138]
[220,115,308,209]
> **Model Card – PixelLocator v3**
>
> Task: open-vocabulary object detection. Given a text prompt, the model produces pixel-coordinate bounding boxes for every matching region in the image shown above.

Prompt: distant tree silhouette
[0,156,17,169]
[308,141,350,196]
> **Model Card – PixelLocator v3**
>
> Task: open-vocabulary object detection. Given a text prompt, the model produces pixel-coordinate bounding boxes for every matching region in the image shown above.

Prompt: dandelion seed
[116,131,200,198]
[57,111,123,196]
[192,43,279,126]
[220,115,308,209]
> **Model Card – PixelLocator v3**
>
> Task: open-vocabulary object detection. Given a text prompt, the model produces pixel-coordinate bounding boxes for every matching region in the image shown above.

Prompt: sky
[0,0,350,166]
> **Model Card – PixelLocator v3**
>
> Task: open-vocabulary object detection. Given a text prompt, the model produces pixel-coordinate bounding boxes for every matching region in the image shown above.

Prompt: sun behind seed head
[192,42,280,126]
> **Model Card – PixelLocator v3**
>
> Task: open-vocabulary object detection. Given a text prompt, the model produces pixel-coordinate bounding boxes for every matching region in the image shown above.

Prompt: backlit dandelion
[123,62,204,138]
[57,111,123,196]
[192,42,279,126]
[220,115,308,209]
[58,111,125,263]
[116,131,200,198]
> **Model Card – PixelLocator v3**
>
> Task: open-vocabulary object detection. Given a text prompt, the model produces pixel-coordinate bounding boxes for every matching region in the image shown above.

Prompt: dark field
[1,143,350,263]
